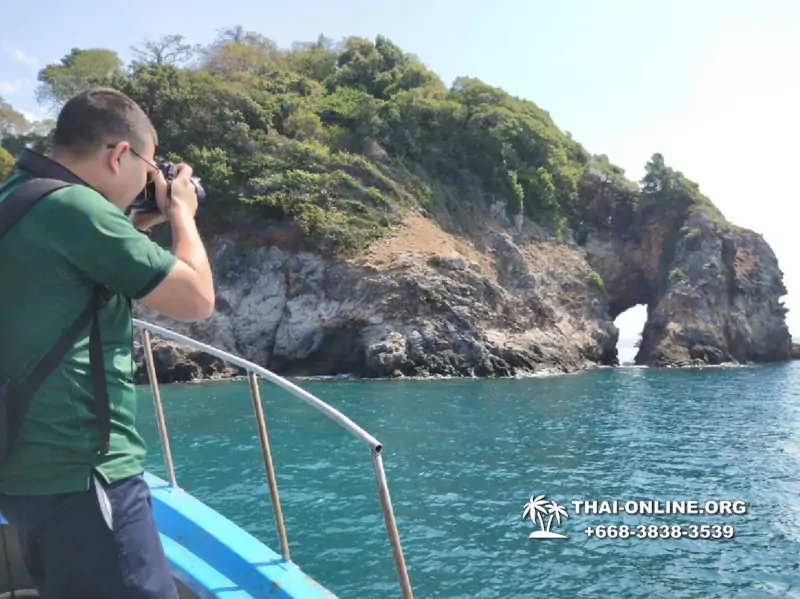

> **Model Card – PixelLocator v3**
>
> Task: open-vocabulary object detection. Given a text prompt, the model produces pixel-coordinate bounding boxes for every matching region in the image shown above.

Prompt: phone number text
[584,524,735,540]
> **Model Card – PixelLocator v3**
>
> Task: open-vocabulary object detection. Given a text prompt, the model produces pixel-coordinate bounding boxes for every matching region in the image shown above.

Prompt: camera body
[129,162,206,212]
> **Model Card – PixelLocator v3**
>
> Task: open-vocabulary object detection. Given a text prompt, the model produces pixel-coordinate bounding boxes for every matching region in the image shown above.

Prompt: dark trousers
[0,472,178,599]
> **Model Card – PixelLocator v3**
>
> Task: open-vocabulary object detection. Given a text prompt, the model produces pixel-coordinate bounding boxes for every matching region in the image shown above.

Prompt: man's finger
[151,169,167,194]
[175,163,193,180]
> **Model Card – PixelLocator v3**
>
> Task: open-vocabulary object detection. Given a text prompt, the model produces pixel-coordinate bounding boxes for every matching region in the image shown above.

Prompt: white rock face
[134,226,617,380]
[133,204,791,381]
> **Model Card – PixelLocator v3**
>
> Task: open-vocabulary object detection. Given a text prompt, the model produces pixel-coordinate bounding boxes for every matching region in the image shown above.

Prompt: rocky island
[2,30,791,382]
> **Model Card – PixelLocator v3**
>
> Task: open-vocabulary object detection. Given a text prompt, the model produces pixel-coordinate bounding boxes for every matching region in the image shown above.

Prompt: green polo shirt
[0,166,176,495]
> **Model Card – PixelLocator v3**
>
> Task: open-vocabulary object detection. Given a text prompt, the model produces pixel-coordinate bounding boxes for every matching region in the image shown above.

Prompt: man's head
[51,87,158,209]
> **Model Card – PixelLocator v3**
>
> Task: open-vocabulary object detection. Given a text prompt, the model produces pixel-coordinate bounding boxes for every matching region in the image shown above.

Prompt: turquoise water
[138,363,800,598]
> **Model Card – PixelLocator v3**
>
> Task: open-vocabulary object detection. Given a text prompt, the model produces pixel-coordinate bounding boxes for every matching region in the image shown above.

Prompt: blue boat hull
[0,471,338,599]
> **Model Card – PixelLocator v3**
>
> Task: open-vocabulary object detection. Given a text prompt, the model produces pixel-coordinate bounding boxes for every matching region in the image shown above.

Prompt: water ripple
[137,362,800,598]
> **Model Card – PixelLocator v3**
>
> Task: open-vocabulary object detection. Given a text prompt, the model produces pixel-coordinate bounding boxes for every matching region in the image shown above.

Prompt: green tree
[36,48,124,110]
[41,30,724,254]
[0,96,30,138]
[0,97,54,159]
[130,34,199,67]
[285,35,339,82]
[0,147,14,179]
[641,152,668,194]
[200,27,279,76]
[1,131,53,157]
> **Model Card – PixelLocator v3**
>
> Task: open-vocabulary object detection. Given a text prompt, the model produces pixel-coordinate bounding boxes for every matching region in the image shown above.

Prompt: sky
[2,0,798,340]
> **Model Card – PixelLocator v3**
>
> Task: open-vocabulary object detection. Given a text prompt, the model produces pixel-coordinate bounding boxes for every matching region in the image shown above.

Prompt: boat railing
[132,319,413,599]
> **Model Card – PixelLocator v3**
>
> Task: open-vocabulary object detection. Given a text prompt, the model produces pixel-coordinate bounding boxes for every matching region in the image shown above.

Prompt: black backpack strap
[89,288,111,454]
[1,178,112,456]
[9,286,111,453]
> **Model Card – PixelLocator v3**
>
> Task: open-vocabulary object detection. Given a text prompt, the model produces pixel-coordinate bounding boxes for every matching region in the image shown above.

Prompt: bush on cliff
[1,29,723,254]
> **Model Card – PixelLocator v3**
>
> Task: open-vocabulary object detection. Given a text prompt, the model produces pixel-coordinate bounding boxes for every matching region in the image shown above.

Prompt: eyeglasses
[106,143,159,179]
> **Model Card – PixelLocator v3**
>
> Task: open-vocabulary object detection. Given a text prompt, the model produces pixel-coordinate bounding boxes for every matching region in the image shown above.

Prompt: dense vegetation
[0,29,726,254]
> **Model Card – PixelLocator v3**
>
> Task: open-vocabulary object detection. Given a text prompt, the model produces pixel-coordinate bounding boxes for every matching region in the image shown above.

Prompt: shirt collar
[15,148,93,188]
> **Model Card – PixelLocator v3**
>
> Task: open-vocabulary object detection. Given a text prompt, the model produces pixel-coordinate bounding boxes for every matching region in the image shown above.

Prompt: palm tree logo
[522,494,569,539]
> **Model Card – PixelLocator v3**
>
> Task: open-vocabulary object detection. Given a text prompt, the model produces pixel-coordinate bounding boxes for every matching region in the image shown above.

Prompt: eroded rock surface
[132,184,791,382]
[584,206,790,367]
[132,336,244,384]
[133,215,618,382]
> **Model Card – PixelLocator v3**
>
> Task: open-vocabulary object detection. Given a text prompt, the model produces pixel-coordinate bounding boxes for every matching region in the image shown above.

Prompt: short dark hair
[52,87,157,158]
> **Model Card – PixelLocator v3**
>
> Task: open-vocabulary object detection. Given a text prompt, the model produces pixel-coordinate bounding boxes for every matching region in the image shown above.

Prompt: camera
[130,162,206,212]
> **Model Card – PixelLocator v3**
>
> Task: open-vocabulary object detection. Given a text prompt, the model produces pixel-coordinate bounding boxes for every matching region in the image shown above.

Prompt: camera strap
[165,180,172,214]
[0,177,112,457]
[164,163,178,214]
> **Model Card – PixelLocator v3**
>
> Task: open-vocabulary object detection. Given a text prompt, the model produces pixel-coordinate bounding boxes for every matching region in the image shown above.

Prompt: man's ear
[106,141,130,176]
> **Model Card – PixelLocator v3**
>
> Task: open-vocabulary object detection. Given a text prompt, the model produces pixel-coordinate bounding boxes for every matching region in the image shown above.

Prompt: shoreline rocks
[132,336,245,385]
[132,194,792,384]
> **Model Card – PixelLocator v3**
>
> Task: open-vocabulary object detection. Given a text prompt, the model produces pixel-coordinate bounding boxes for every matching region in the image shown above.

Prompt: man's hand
[129,208,166,231]
[152,163,199,219]
[138,161,214,321]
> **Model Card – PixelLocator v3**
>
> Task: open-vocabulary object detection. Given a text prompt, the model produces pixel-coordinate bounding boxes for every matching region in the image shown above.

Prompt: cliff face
[585,207,790,367]
[133,192,791,382]
[134,214,618,380]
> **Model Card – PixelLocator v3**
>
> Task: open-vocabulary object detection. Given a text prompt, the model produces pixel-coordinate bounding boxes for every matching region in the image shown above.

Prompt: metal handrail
[132,318,413,599]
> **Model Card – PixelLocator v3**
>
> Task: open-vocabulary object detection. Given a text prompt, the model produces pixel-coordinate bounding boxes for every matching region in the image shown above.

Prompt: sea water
[139,361,800,598]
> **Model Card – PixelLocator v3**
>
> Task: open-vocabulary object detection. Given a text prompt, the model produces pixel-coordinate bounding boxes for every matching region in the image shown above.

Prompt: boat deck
[0,471,335,599]
[0,320,413,598]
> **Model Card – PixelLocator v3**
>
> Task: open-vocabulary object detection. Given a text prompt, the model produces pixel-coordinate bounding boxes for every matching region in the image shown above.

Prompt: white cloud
[0,80,23,95]
[1,45,38,69]
[9,48,37,69]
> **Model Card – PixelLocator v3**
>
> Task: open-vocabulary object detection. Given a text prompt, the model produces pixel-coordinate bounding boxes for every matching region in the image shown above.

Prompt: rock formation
[131,335,244,384]
[133,180,791,382]
[133,214,618,382]
[584,203,790,368]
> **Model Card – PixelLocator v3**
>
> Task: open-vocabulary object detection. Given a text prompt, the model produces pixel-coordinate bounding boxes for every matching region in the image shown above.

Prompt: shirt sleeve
[45,185,177,300]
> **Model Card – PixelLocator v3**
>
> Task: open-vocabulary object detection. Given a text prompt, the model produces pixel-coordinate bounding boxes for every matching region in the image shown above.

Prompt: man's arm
[131,163,214,322]
[138,201,214,321]
[48,173,214,322]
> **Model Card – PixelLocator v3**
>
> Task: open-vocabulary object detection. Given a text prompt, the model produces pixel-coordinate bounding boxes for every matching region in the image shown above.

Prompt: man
[0,87,215,598]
